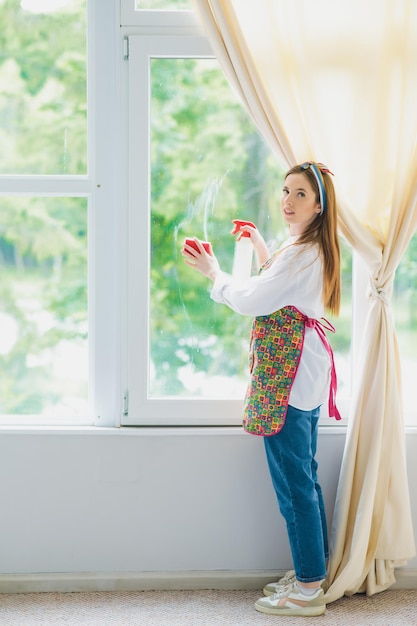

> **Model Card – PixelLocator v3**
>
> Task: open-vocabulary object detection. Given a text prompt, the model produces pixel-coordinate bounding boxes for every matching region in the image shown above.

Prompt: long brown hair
[285,164,341,316]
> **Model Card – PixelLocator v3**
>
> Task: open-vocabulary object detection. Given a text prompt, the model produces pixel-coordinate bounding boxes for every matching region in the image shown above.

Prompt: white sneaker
[255,582,325,617]
[262,569,296,596]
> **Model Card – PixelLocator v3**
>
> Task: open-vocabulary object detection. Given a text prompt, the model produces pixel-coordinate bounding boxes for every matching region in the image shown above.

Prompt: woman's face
[280,173,321,235]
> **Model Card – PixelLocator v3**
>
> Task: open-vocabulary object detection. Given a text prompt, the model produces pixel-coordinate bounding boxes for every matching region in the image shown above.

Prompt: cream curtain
[193,0,417,601]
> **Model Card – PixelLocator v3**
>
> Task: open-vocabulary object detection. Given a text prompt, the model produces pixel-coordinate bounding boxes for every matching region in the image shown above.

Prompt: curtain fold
[193,0,417,601]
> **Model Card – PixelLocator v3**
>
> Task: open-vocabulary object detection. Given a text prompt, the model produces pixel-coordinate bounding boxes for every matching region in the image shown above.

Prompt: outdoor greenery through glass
[0,0,88,417]
[0,196,88,416]
[393,231,417,424]
[0,0,87,175]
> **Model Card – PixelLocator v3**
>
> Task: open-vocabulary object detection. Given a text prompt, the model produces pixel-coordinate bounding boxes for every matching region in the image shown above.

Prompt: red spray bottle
[231,220,256,282]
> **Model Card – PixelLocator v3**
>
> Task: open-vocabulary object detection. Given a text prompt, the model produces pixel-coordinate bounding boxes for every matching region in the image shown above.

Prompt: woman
[182,162,341,617]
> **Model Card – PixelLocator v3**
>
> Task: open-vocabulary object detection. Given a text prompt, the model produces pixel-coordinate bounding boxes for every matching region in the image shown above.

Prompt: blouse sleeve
[210,243,324,318]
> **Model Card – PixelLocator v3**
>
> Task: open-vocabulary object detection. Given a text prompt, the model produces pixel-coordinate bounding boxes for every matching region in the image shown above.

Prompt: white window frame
[122,33,251,426]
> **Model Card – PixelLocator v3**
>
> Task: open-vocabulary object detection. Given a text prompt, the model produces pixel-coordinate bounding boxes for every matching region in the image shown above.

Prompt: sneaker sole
[255,602,326,617]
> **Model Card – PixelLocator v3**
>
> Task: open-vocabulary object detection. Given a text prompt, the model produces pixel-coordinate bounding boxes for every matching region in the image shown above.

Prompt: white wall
[0,427,415,590]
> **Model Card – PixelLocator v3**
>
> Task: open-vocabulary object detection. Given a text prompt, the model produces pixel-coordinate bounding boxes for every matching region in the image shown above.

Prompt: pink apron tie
[305,316,342,421]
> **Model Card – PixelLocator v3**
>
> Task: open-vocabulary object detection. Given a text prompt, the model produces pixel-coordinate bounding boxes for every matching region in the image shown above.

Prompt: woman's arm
[211,243,323,318]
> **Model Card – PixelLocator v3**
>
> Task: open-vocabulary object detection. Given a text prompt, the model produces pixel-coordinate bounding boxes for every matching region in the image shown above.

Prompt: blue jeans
[263,404,328,583]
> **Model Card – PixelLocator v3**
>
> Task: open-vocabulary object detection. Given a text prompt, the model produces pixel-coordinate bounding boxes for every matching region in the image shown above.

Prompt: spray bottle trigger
[231,219,256,237]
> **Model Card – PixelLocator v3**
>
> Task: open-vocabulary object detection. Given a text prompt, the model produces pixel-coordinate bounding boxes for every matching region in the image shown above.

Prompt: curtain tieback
[304,317,342,421]
[368,280,390,306]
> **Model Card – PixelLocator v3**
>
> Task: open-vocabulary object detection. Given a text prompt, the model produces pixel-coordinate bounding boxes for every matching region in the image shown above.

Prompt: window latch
[123,36,129,61]
[123,390,129,416]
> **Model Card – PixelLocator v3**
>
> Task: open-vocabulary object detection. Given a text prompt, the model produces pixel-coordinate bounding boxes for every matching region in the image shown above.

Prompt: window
[122,8,353,426]
[5,0,410,426]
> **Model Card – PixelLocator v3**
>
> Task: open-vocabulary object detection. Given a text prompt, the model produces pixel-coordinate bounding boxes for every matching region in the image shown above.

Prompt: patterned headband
[301,162,334,215]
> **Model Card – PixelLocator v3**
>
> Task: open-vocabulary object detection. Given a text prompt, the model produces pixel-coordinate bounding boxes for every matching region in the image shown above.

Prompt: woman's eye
[298,192,305,197]
[282,188,289,195]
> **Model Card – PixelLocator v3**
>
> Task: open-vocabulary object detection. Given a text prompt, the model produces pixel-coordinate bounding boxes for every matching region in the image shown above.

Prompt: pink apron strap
[305,317,342,421]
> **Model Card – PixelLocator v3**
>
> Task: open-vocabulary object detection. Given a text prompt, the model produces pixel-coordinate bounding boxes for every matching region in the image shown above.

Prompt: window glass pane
[0,0,87,175]
[393,231,417,425]
[149,57,352,413]
[136,0,191,8]
[0,196,88,416]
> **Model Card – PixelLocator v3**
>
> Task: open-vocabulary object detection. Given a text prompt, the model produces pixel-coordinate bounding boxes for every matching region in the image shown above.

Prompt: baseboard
[390,568,417,590]
[0,569,415,594]
[0,571,280,593]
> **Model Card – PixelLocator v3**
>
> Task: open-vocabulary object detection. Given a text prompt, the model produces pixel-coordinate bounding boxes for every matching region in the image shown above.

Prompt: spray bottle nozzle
[231,219,256,238]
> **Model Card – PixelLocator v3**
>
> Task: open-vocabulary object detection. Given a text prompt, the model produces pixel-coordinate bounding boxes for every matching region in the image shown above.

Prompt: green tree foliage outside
[393,235,417,357]
[0,0,87,415]
[0,0,86,174]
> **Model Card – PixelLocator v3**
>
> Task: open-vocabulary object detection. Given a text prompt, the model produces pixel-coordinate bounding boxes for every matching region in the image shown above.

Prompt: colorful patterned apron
[243,253,341,437]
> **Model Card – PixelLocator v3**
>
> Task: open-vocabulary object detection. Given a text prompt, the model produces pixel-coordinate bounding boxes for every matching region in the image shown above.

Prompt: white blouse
[210,237,332,411]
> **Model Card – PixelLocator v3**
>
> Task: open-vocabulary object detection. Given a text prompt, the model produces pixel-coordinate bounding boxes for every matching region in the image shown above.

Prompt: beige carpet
[0,589,416,626]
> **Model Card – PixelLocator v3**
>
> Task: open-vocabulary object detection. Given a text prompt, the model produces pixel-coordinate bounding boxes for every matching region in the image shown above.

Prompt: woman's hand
[181,238,220,282]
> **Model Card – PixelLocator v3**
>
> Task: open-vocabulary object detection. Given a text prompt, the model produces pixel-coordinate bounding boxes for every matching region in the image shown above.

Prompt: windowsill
[0,423,347,436]
[0,423,416,436]
[0,424,248,436]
